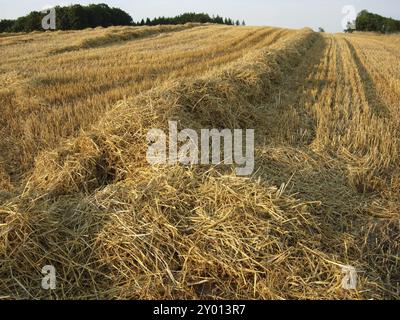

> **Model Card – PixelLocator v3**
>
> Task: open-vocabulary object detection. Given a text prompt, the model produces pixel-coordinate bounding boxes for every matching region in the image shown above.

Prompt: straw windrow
[0,26,398,299]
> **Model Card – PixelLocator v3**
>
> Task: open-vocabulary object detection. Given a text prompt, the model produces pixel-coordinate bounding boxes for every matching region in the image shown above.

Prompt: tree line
[345,10,400,33]
[137,13,245,26]
[0,4,245,33]
[0,4,132,32]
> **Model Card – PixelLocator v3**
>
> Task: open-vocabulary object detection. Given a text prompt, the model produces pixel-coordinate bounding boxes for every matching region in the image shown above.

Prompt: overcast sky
[0,0,399,32]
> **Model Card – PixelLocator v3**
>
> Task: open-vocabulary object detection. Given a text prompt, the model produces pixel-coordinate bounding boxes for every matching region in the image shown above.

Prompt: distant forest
[346,10,400,33]
[0,3,245,33]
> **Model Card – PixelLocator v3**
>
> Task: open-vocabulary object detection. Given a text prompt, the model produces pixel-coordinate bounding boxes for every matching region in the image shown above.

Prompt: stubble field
[0,24,398,299]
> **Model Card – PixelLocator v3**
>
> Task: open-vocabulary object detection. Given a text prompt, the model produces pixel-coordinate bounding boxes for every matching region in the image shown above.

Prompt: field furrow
[255,32,399,298]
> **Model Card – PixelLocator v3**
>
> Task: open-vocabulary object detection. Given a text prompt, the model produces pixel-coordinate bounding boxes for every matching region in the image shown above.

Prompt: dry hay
[0,163,12,193]
[1,25,289,175]
[0,165,376,299]
[51,24,199,54]
[0,27,399,300]
[26,28,317,196]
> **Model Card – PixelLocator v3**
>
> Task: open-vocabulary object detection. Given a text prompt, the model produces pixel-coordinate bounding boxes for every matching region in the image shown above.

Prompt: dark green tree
[344,21,355,33]
[355,10,400,33]
[0,3,133,33]
[0,19,15,32]
[1,7,243,33]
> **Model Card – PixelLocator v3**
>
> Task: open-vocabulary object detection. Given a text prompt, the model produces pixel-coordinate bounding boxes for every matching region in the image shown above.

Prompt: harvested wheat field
[0,24,399,299]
